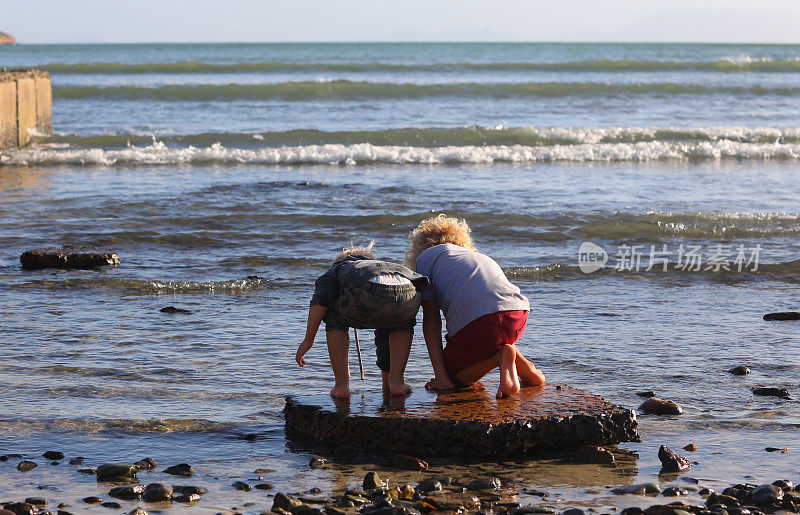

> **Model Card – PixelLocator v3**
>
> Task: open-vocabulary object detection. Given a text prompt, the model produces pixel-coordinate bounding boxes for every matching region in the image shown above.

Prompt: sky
[3,0,800,44]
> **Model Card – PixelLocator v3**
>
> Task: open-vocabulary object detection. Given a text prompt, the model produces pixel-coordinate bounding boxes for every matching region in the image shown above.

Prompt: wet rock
[142,482,173,502]
[511,506,556,514]
[50,460,60,465]
[639,398,683,415]
[391,454,428,471]
[367,508,421,515]
[163,463,193,477]
[728,366,751,376]
[773,480,794,491]
[20,247,120,270]
[129,509,149,515]
[699,488,715,497]
[256,483,275,490]
[101,501,122,509]
[82,497,103,504]
[96,463,139,482]
[17,460,37,472]
[134,457,157,470]
[562,510,586,515]
[467,477,502,491]
[42,451,64,460]
[273,493,303,511]
[363,471,383,490]
[2,503,37,515]
[68,457,85,465]
[752,387,790,399]
[621,509,645,515]
[763,312,800,321]
[309,457,326,469]
[683,444,697,452]
[573,444,615,464]
[751,484,782,506]
[109,485,145,500]
[663,487,689,496]
[232,481,252,492]
[416,478,443,493]
[637,391,656,398]
[764,447,788,452]
[23,498,45,506]
[160,306,192,314]
[173,485,208,496]
[706,493,740,508]
[422,495,480,512]
[658,445,691,473]
[77,468,96,474]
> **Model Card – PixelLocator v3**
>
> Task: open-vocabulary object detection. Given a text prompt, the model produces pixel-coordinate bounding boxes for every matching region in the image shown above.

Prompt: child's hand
[296,339,313,366]
[425,375,456,391]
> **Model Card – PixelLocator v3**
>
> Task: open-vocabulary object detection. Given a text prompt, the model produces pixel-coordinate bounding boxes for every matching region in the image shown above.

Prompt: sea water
[0,43,798,511]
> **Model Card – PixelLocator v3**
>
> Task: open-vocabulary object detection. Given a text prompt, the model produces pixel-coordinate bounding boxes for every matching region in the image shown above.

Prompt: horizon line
[5,40,800,45]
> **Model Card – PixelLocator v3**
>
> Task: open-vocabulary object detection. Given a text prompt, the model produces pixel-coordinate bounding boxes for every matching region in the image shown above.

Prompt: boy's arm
[296,304,327,366]
[421,300,455,389]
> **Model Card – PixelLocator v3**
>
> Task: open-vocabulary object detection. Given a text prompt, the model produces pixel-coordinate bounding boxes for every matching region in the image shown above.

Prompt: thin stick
[354,328,365,380]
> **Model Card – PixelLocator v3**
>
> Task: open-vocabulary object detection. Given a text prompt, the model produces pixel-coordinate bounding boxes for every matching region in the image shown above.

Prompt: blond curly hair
[405,214,476,269]
[334,241,377,263]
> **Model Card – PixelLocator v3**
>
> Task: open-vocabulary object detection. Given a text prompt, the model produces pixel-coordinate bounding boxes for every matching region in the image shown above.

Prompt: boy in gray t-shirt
[407,215,545,398]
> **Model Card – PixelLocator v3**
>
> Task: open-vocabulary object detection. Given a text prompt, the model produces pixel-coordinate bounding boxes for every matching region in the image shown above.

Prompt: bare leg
[381,371,390,392]
[456,353,500,387]
[387,331,412,395]
[515,348,546,386]
[326,330,350,398]
[496,344,521,398]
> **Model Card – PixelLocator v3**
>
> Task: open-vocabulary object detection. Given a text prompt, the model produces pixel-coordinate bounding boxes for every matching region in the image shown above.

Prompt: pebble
[308,457,326,469]
[129,509,148,515]
[82,496,103,504]
[699,488,715,496]
[773,479,794,491]
[42,451,64,460]
[765,447,788,452]
[17,460,38,472]
[96,463,139,481]
[272,492,303,511]
[160,306,192,314]
[562,510,585,515]
[683,444,697,452]
[753,387,790,399]
[101,501,122,509]
[232,481,252,492]
[763,311,800,321]
[142,483,173,502]
[134,457,157,470]
[662,486,689,496]
[416,478,443,493]
[658,445,691,473]
[68,457,84,465]
[752,484,783,506]
[173,492,201,503]
[639,398,683,415]
[728,366,751,376]
[163,463,194,476]
[636,391,656,398]
[611,483,661,495]
[255,483,275,490]
[24,497,46,506]
[363,471,383,490]
[77,468,96,474]
[2,503,36,515]
[173,485,208,496]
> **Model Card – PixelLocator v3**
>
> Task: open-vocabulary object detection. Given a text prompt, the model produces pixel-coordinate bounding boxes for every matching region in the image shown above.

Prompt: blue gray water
[0,43,798,512]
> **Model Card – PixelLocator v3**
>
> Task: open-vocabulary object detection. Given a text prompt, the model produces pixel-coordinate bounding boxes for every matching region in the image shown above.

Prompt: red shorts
[443,310,529,386]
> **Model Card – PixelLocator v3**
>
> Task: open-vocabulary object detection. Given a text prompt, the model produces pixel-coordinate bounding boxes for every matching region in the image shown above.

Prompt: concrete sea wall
[0,70,52,150]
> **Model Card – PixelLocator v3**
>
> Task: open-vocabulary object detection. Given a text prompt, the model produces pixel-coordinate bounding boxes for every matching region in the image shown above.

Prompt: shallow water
[1,43,799,512]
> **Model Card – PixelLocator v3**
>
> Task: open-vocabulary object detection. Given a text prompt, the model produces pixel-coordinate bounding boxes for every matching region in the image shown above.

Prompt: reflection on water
[0,167,53,197]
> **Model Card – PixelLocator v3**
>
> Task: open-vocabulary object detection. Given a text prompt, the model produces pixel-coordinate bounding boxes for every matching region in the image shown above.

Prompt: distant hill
[0,32,15,45]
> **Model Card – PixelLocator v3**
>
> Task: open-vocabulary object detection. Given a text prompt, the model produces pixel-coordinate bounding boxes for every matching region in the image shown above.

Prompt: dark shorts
[324,281,421,373]
[443,310,529,386]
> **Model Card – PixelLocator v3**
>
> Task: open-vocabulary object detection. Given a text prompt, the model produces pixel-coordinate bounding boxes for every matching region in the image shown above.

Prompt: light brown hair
[405,214,476,269]
[334,241,377,263]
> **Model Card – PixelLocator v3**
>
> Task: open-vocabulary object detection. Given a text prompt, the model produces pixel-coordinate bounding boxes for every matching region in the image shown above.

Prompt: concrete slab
[284,384,639,458]
[15,76,36,147]
[35,75,52,134]
[0,80,16,150]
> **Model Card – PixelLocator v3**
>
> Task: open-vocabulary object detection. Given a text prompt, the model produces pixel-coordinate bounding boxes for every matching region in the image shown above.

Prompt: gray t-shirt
[415,243,529,335]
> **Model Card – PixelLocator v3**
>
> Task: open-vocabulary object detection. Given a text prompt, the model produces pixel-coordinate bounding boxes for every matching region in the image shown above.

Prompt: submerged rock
[753,387,790,399]
[763,312,800,321]
[611,483,661,495]
[17,460,37,472]
[639,398,683,415]
[728,366,751,376]
[573,444,615,464]
[20,247,120,270]
[172,485,208,496]
[231,480,251,492]
[82,497,103,504]
[658,445,691,473]
[42,451,64,460]
[96,463,139,482]
[159,306,192,314]
[108,485,145,500]
[68,457,85,465]
[163,463,193,477]
[765,447,789,452]
[637,391,656,398]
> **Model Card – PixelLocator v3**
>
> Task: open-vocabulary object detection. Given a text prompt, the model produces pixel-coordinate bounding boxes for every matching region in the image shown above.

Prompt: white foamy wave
[5,139,800,166]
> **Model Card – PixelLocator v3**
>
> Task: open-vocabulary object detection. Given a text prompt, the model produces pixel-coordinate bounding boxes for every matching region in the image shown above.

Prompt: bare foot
[515,350,546,386]
[330,385,351,398]
[388,382,412,396]
[496,345,521,398]
[425,376,456,390]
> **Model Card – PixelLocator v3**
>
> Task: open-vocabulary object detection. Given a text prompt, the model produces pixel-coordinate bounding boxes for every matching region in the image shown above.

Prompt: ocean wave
[40,58,800,75]
[15,276,271,295]
[6,139,800,166]
[45,126,800,150]
[50,81,800,101]
[0,416,239,434]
